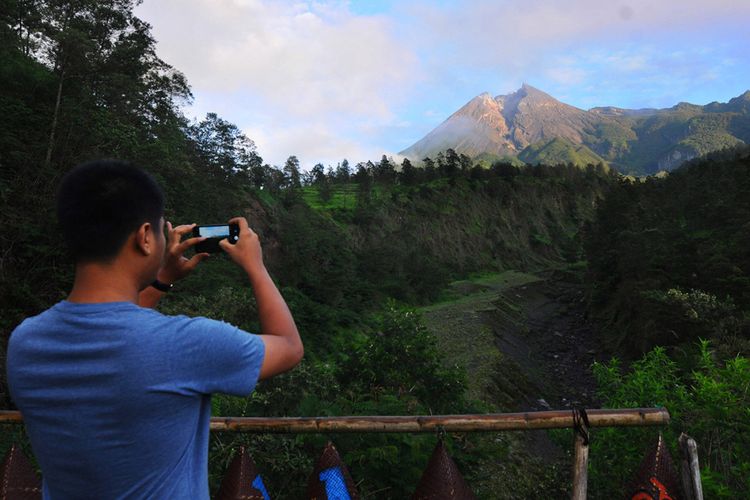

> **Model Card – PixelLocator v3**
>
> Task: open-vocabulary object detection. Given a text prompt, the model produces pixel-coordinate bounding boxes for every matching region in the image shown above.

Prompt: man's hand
[219,217,265,277]
[157,222,210,283]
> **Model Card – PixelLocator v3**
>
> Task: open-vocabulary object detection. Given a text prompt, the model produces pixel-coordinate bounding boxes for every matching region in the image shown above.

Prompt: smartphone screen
[197,225,230,238]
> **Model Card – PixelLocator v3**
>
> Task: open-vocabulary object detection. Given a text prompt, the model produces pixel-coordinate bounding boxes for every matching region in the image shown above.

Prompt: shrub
[589,341,750,498]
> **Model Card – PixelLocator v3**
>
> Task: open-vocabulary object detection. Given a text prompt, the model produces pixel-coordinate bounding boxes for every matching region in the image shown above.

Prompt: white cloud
[139,0,417,117]
[243,122,374,167]
[407,0,748,53]
[402,0,750,83]
[545,64,588,85]
[135,0,419,165]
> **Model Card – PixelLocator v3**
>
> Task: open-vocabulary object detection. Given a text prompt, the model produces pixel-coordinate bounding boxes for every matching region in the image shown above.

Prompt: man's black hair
[57,159,165,262]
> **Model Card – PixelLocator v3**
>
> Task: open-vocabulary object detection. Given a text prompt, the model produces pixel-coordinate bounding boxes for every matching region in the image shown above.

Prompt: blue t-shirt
[6,300,265,499]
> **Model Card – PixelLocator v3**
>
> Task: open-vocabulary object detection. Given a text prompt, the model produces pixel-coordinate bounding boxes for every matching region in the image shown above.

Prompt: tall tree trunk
[44,68,64,170]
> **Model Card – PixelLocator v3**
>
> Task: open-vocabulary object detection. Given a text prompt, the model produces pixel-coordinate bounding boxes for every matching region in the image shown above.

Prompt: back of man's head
[57,160,165,263]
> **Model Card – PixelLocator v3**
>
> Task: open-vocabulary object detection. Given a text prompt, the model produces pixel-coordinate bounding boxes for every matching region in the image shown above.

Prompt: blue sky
[135,0,750,168]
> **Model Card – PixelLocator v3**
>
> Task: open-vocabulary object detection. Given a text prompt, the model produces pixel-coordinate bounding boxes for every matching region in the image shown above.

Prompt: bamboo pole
[0,411,22,423]
[0,408,669,433]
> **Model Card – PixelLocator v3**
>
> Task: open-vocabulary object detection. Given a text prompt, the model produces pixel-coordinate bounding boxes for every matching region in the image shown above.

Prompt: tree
[491,161,519,179]
[2,0,45,57]
[283,155,301,189]
[441,148,459,178]
[32,0,192,169]
[459,153,473,173]
[318,178,333,204]
[310,163,326,185]
[265,166,286,193]
[400,157,417,185]
[354,162,372,205]
[373,155,395,184]
[249,164,268,189]
[422,157,436,180]
[189,113,262,181]
[470,164,486,181]
[335,159,351,183]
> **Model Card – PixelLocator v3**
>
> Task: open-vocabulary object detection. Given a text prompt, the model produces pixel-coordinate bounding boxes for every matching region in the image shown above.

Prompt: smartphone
[192,223,240,254]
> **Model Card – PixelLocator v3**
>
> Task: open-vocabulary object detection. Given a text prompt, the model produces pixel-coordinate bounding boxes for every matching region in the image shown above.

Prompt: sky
[134,0,750,168]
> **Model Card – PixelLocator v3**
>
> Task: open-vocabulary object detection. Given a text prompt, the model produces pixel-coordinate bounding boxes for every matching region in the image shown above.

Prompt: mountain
[402,84,601,159]
[400,85,750,174]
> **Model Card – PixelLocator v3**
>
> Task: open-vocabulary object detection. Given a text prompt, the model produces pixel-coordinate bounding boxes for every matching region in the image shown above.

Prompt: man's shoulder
[9,301,215,337]
[137,308,246,343]
[9,300,243,345]
[167,314,245,338]
[8,303,63,341]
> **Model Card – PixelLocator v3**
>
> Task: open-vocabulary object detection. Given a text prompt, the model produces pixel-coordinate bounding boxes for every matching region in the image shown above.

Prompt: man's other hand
[219,217,265,276]
[157,222,210,283]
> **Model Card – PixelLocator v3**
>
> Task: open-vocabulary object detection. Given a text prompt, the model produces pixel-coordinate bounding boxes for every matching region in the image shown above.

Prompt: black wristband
[150,279,173,293]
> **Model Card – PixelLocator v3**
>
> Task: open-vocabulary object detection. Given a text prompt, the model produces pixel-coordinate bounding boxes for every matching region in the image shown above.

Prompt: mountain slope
[518,137,606,167]
[403,93,515,160]
[402,84,604,161]
[497,84,602,149]
[401,86,750,174]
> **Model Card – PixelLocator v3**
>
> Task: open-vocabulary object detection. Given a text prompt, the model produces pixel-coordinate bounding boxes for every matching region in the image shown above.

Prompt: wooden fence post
[571,408,590,500]
[679,433,703,500]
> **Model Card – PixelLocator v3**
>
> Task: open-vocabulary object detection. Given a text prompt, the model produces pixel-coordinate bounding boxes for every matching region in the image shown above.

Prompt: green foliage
[473,152,525,168]
[585,146,750,356]
[678,114,745,156]
[518,137,607,167]
[590,341,750,498]
[635,288,738,348]
[342,302,468,414]
[591,120,638,159]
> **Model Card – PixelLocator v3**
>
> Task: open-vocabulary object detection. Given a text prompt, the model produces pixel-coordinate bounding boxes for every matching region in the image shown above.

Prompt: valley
[423,268,602,412]
[419,267,605,497]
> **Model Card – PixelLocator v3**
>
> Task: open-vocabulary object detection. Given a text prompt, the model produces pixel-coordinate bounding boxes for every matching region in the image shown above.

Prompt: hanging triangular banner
[412,439,475,500]
[306,442,359,500]
[215,446,271,500]
[0,443,42,500]
[628,434,683,500]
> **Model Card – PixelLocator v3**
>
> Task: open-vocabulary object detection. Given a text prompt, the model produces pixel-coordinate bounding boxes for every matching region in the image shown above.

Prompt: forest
[1,1,749,498]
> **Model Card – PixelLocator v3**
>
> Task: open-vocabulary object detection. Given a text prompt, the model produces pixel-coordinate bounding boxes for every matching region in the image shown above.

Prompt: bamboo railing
[0,407,670,498]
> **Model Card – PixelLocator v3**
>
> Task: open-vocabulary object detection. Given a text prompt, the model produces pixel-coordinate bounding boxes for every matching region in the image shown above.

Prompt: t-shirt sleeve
[166,316,265,397]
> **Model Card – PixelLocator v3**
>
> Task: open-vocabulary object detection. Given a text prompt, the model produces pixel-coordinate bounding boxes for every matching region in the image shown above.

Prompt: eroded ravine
[422,269,604,412]
[420,269,606,498]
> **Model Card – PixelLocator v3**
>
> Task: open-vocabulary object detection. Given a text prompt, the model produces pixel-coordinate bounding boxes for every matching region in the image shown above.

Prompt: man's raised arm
[219,217,303,379]
[138,222,209,308]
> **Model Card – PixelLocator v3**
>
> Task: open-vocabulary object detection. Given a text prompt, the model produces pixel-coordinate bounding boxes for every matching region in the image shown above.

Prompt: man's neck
[67,261,142,304]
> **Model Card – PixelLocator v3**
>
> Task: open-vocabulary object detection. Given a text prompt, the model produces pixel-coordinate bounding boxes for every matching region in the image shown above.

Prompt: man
[6,159,303,498]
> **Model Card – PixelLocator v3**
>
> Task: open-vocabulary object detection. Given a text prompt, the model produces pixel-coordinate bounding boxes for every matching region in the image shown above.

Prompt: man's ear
[134,222,153,256]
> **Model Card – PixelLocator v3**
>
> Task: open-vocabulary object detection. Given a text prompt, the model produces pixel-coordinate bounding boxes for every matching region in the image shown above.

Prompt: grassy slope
[518,137,606,167]
[418,271,569,498]
[420,271,540,402]
[301,184,359,211]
